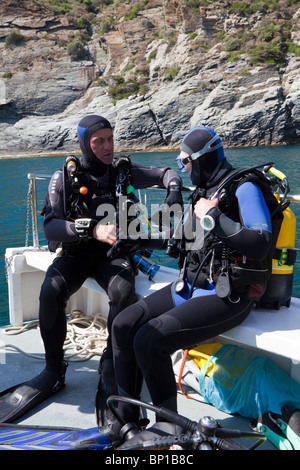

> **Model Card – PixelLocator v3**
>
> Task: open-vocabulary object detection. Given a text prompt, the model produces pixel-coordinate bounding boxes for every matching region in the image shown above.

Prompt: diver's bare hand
[194,197,219,220]
[93,223,117,246]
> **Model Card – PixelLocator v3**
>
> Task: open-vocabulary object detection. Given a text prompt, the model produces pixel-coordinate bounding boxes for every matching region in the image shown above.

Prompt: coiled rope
[2,310,108,362]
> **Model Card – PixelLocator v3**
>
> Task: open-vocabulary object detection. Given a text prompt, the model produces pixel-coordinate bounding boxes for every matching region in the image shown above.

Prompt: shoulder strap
[209,162,274,200]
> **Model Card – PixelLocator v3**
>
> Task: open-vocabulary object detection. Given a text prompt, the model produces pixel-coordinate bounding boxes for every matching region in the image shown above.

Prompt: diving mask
[176,133,223,172]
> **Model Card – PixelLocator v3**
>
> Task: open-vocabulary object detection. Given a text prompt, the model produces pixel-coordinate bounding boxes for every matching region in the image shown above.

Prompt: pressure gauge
[200,214,215,231]
[174,278,187,294]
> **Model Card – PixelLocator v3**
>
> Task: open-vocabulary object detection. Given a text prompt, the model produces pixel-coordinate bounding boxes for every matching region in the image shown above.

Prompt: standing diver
[0,115,183,424]
[100,126,282,445]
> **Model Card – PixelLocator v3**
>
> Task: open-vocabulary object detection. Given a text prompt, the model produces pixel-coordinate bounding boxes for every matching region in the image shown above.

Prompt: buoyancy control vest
[186,163,296,307]
[41,154,132,254]
[64,156,116,221]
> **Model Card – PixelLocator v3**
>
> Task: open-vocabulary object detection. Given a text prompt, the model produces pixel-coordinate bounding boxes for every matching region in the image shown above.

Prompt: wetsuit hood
[180,127,232,188]
[77,115,112,176]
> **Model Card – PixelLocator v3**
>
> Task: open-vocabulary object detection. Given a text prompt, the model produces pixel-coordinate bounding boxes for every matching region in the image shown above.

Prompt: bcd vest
[42,155,133,254]
[186,168,283,301]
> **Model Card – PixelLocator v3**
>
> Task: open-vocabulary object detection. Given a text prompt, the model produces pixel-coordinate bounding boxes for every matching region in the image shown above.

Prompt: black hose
[107,395,197,434]
[106,396,266,450]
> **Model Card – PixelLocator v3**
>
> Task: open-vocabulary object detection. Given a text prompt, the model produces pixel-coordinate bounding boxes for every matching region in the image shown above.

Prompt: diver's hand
[194,197,219,220]
[164,178,183,208]
[93,223,117,246]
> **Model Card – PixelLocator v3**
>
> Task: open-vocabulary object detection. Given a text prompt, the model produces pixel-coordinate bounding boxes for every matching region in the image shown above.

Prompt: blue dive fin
[0,423,111,450]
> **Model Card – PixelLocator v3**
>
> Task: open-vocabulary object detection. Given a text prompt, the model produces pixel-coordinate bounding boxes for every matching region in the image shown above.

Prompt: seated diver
[98,126,281,445]
[0,114,183,424]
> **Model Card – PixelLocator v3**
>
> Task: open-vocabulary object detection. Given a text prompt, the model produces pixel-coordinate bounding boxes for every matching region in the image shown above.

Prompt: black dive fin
[0,363,67,423]
[95,352,118,427]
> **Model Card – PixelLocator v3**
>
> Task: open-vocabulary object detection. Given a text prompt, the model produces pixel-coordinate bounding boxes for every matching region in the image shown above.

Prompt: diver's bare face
[178,150,192,175]
[90,128,114,165]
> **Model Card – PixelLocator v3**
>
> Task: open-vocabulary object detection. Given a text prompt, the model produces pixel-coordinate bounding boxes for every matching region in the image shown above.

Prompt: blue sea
[0,146,299,326]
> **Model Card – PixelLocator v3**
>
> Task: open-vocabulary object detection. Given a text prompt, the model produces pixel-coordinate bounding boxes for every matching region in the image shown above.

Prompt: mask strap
[190,134,223,161]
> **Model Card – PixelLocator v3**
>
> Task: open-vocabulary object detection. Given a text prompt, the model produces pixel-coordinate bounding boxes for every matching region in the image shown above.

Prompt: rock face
[0,0,299,156]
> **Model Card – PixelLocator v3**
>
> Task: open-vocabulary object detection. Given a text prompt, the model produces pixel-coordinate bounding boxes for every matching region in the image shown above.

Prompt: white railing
[27,173,52,248]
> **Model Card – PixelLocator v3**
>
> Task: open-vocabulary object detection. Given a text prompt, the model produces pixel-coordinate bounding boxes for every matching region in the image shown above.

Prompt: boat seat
[6,247,300,383]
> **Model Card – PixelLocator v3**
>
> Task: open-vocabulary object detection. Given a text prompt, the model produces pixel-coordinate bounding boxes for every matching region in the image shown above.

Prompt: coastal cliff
[0,0,300,156]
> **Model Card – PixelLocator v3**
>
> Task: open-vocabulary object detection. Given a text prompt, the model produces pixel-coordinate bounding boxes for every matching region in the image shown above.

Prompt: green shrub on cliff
[248,38,287,66]
[107,75,149,100]
[224,13,299,66]
[5,30,25,48]
[67,40,86,60]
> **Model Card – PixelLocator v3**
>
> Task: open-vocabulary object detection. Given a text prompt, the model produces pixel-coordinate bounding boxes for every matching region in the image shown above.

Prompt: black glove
[166,237,180,259]
[164,178,183,208]
[107,232,167,258]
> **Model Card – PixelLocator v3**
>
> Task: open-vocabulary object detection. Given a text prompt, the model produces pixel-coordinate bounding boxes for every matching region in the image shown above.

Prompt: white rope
[63,311,108,361]
[2,344,45,360]
[2,311,108,362]
[3,320,40,336]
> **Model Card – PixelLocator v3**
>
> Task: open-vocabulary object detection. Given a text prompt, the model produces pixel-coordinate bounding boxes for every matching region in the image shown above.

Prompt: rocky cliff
[0,0,300,156]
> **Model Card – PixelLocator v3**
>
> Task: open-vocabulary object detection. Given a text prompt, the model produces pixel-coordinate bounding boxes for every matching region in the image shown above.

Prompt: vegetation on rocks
[2,0,300,78]
[17,0,300,91]
[1,0,300,154]
[4,30,25,48]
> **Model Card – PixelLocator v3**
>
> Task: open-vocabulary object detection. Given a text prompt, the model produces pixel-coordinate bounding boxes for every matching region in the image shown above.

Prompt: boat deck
[0,326,275,450]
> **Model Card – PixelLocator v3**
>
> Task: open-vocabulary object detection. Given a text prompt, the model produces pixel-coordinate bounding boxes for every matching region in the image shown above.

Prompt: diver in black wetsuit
[40,115,183,421]
[0,115,183,425]
[102,126,279,444]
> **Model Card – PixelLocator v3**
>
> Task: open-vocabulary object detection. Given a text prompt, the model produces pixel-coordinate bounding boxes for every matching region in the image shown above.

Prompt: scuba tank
[258,167,297,310]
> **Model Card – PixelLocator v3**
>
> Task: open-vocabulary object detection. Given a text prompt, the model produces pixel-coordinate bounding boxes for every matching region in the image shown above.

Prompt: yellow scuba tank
[259,168,297,310]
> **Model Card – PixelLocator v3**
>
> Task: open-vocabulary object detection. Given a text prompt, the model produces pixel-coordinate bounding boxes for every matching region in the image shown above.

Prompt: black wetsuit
[39,161,181,372]
[111,179,274,428]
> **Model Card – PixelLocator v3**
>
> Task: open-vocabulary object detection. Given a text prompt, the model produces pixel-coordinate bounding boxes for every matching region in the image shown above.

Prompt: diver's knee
[111,301,144,350]
[108,277,136,310]
[40,276,64,304]
[39,276,68,329]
